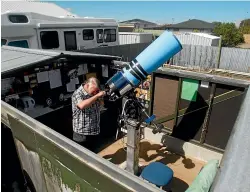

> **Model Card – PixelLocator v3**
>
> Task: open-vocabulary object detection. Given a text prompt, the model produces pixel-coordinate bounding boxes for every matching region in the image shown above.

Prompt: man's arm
[77,91,105,110]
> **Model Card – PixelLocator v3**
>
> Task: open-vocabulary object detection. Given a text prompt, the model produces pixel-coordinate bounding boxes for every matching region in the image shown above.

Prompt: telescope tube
[106,31,182,100]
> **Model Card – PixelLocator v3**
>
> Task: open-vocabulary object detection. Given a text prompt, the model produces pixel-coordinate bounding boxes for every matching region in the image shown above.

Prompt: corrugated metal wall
[175,34,213,46]
[119,33,153,45]
[119,34,139,45]
[174,33,220,47]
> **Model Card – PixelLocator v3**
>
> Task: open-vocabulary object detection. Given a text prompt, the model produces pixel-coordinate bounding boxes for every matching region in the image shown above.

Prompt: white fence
[172,45,250,73]
[171,45,219,70]
[220,47,250,72]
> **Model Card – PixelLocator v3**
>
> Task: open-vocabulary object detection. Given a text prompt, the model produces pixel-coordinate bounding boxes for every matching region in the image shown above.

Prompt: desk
[18,104,107,119]
[18,104,68,119]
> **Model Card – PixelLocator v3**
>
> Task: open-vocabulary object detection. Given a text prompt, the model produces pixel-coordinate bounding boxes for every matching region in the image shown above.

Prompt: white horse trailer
[1,12,119,50]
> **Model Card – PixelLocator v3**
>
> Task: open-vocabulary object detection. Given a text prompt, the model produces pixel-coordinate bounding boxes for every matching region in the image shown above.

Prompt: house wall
[118,27,134,32]
[120,22,158,30]
[136,24,157,29]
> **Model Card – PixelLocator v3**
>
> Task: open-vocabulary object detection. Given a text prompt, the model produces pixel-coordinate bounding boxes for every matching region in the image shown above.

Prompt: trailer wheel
[59,93,64,102]
[46,98,52,107]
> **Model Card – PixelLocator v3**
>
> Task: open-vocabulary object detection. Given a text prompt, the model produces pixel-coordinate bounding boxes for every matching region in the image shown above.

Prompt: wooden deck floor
[98,138,205,192]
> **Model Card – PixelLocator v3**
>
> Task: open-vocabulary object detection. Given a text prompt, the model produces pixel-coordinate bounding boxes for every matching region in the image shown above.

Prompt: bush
[240,19,250,27]
[239,19,250,34]
[239,26,250,34]
[213,22,244,47]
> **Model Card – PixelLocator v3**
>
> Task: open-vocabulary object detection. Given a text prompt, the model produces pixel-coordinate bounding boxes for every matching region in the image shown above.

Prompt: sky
[52,1,250,24]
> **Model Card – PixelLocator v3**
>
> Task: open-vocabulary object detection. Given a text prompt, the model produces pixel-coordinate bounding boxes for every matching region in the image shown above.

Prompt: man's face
[87,83,100,96]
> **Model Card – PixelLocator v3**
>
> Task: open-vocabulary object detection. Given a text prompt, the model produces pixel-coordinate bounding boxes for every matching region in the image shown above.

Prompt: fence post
[216,35,223,69]
[200,83,216,144]
[199,36,222,144]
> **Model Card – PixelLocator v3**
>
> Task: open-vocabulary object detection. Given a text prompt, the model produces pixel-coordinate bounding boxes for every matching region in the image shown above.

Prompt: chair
[140,162,173,191]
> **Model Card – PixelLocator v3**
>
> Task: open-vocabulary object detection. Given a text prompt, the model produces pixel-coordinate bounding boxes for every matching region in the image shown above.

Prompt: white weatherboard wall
[119,32,153,45]
[175,33,220,46]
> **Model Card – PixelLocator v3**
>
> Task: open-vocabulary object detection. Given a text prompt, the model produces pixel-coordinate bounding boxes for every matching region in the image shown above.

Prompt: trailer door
[64,31,77,51]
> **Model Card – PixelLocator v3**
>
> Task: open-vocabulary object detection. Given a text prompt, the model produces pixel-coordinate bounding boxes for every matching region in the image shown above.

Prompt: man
[71,77,105,149]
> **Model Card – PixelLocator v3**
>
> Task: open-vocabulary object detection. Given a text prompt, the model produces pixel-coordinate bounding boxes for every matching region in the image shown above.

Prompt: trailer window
[83,29,94,40]
[96,29,103,43]
[1,39,7,46]
[104,29,116,42]
[8,40,29,48]
[8,15,28,23]
[40,31,59,49]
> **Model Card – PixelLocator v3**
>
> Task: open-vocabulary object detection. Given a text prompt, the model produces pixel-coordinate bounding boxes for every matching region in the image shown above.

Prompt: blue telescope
[106,31,182,100]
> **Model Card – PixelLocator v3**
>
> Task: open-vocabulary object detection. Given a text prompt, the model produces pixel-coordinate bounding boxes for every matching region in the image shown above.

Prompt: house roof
[168,19,215,29]
[144,24,172,30]
[120,19,158,26]
[1,46,120,75]
[1,1,78,18]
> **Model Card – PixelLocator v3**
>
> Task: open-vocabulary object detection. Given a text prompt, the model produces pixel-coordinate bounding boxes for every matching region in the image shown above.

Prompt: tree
[239,19,250,34]
[212,21,222,27]
[213,22,244,47]
[240,19,250,27]
[239,26,250,34]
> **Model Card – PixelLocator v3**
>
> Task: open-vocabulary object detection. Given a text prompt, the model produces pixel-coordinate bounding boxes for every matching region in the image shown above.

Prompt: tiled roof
[169,19,215,29]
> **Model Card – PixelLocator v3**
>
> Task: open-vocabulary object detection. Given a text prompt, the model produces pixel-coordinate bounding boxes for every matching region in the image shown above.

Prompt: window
[40,31,59,49]
[1,39,7,46]
[104,29,116,42]
[83,29,94,40]
[96,29,103,43]
[8,40,29,48]
[8,15,28,23]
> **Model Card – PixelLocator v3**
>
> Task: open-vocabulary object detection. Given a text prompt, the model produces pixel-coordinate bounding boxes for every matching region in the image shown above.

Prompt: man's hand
[96,91,106,98]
